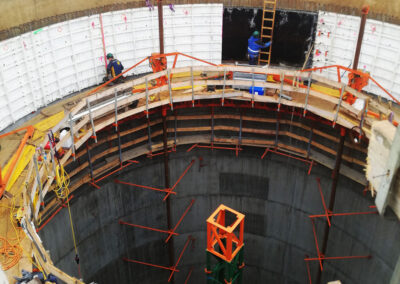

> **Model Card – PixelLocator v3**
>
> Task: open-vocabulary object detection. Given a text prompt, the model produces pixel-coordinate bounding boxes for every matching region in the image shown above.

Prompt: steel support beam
[162,106,175,284]
[316,128,346,284]
[157,0,164,54]
[353,6,369,70]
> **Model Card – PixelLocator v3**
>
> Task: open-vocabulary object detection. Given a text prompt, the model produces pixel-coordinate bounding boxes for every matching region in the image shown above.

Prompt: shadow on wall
[222,8,318,68]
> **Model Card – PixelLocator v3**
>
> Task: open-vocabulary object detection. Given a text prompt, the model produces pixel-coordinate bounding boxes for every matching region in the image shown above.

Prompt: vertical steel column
[145,78,149,118]
[238,111,243,146]
[353,6,369,70]
[277,72,284,112]
[49,142,57,179]
[68,113,76,161]
[275,112,280,148]
[114,91,122,164]
[147,116,153,151]
[167,69,173,110]
[251,68,255,107]
[190,67,194,107]
[157,0,164,54]
[174,110,177,147]
[303,73,312,117]
[211,107,215,147]
[33,153,43,209]
[307,129,313,158]
[87,99,97,143]
[87,144,94,181]
[114,91,119,131]
[162,106,175,284]
[222,68,226,106]
[315,127,346,284]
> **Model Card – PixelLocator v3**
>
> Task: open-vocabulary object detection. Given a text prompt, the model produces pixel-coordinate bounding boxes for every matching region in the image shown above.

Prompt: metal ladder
[258,0,277,65]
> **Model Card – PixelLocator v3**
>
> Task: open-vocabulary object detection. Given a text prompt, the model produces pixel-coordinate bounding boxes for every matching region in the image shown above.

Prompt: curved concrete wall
[39,148,400,283]
[2,0,400,39]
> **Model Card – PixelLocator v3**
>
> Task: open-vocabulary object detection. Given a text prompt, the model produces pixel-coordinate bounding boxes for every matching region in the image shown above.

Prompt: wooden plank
[310,150,367,185]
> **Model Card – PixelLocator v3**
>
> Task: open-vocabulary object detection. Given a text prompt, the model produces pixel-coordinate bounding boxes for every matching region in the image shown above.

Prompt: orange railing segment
[0,125,34,198]
[302,64,400,104]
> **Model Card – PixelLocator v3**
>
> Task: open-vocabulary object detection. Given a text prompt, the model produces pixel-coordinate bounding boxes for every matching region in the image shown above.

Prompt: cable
[53,164,81,278]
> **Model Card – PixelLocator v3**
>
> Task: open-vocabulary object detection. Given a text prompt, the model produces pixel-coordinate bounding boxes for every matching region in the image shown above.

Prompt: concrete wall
[2,0,400,40]
[39,147,400,283]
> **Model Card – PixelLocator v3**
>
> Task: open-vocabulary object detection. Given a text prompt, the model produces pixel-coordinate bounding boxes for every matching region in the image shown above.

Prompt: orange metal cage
[206,204,245,262]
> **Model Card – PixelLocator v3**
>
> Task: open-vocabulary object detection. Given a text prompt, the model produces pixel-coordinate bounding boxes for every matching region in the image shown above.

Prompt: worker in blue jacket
[104,53,125,85]
[247,31,271,65]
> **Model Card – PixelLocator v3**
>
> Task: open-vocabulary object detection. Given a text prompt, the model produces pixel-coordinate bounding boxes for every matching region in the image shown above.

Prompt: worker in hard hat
[104,53,125,85]
[247,31,271,65]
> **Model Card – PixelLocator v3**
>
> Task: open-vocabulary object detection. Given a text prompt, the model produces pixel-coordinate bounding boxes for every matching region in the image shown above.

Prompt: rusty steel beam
[157,0,164,54]
[162,106,175,284]
[315,127,346,284]
[353,5,369,70]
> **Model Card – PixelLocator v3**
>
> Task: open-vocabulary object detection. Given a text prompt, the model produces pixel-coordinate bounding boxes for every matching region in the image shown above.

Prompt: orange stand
[206,204,244,262]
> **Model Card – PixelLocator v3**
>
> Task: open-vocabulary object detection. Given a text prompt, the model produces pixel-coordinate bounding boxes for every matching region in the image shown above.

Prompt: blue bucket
[249,86,264,95]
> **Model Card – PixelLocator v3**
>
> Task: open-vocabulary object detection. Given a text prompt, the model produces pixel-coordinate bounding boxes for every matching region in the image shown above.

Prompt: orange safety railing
[87,52,219,97]
[0,125,34,198]
[302,64,400,104]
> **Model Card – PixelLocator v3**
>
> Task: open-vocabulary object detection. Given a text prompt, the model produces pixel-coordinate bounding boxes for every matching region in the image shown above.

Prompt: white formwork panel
[102,7,160,76]
[163,4,223,68]
[313,11,400,102]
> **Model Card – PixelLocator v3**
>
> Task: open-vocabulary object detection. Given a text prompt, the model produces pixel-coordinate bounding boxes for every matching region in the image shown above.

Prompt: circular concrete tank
[37,107,400,284]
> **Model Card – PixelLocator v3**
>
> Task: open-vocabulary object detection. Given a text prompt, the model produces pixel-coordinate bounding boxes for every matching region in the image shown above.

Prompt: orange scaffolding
[304,177,377,282]
[206,204,244,262]
[113,159,195,201]
[118,199,195,243]
[123,235,194,282]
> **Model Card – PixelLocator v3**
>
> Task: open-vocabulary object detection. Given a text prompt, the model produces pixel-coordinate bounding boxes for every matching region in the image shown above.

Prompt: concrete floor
[39,147,400,284]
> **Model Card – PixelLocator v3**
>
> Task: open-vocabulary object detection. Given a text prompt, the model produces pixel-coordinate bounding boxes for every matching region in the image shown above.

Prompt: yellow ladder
[258,0,277,65]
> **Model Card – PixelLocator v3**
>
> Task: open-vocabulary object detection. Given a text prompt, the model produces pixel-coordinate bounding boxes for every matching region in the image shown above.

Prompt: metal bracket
[68,113,76,161]
[307,129,313,158]
[145,78,149,118]
[222,68,227,106]
[174,112,177,146]
[333,83,346,127]
[48,141,57,179]
[114,90,118,131]
[33,153,43,209]
[359,99,367,138]
[147,117,152,151]
[167,69,173,110]
[239,111,243,145]
[87,144,94,181]
[211,107,215,144]
[303,72,312,117]
[190,66,194,107]
[275,115,280,147]
[117,127,122,164]
[86,98,97,143]
[278,72,284,111]
[251,68,255,107]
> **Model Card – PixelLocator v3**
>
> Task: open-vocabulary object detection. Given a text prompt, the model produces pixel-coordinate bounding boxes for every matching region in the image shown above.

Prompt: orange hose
[0,235,22,270]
